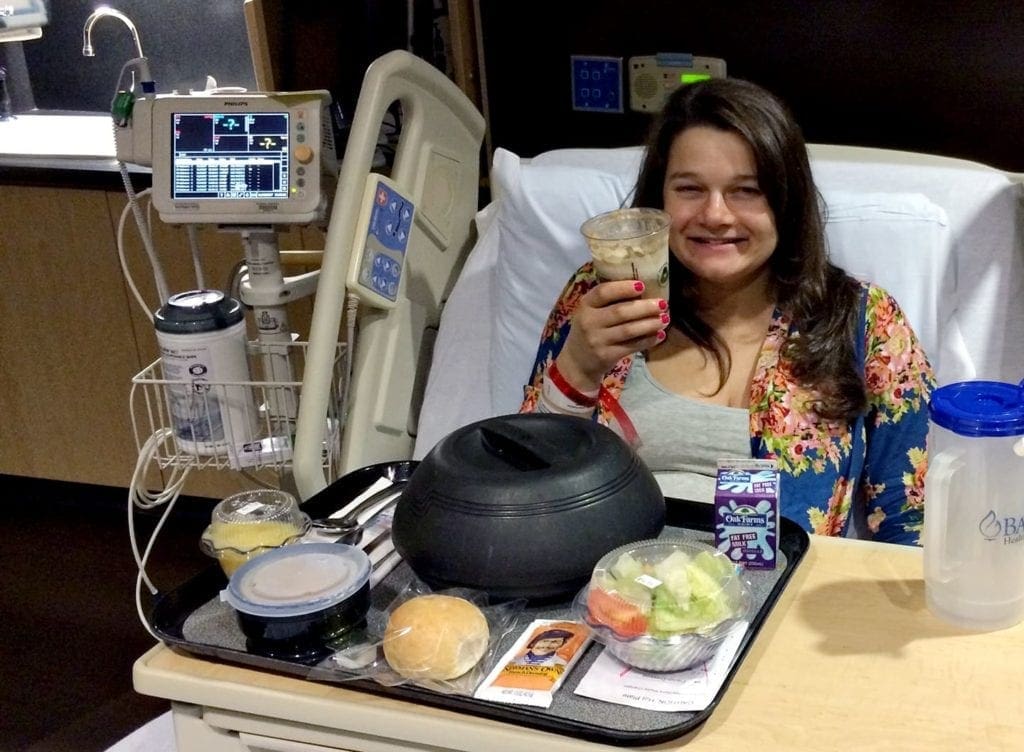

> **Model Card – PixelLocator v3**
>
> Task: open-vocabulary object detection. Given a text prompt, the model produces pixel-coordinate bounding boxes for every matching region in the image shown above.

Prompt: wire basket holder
[131,340,346,478]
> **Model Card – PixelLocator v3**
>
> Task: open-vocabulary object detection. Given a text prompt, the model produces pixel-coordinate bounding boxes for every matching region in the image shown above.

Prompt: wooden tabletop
[134,536,1024,751]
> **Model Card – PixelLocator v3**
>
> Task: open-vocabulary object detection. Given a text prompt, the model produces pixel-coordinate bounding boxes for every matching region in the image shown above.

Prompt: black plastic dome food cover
[393,413,666,601]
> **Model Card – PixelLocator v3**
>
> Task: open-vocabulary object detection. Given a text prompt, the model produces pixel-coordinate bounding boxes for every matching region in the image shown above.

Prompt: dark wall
[478,0,1024,171]
[264,0,410,124]
[265,0,449,126]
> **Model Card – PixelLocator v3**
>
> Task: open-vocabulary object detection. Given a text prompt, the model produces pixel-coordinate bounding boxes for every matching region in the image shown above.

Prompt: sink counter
[0,113,150,188]
[1,112,116,166]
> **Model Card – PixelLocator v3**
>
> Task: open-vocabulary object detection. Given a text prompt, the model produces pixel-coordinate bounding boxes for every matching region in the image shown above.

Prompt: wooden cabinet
[0,184,141,488]
[0,180,321,499]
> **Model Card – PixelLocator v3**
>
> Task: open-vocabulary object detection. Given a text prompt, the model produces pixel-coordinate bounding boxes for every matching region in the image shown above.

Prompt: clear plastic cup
[200,489,311,576]
[580,208,671,301]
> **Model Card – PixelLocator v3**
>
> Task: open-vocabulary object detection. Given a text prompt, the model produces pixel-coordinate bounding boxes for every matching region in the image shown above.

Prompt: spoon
[311,485,403,545]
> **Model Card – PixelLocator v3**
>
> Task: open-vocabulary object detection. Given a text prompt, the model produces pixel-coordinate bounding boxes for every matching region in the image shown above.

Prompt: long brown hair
[632,77,866,420]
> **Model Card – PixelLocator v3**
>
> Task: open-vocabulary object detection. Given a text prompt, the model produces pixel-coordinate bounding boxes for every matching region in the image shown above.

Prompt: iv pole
[236,229,320,439]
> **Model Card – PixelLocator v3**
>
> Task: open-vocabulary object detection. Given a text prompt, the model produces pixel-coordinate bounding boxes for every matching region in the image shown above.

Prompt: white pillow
[811,152,1024,383]
[821,190,963,381]
[487,148,960,415]
[528,146,646,174]
[489,148,640,413]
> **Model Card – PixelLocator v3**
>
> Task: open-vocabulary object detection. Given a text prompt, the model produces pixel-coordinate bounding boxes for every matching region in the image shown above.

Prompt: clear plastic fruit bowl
[200,489,311,576]
[574,539,751,672]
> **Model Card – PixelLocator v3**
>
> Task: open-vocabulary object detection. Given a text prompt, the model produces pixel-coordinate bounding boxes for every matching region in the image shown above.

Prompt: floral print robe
[521,263,935,545]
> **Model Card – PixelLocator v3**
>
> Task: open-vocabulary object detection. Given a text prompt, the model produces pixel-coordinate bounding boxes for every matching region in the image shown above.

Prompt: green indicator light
[680,73,712,85]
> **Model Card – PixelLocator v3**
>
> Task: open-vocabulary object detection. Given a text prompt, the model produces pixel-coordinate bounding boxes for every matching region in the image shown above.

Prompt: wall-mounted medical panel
[628,53,727,113]
[570,55,623,113]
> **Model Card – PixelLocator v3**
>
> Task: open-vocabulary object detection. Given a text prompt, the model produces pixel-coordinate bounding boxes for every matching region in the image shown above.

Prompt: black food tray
[150,462,809,747]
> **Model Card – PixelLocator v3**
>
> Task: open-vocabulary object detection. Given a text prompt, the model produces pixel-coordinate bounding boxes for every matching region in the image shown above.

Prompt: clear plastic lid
[201,489,311,556]
[579,207,671,244]
[583,539,746,640]
[223,543,372,618]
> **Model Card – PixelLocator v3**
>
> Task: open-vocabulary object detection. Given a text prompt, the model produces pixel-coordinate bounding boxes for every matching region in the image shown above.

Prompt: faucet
[82,6,145,59]
[82,5,154,97]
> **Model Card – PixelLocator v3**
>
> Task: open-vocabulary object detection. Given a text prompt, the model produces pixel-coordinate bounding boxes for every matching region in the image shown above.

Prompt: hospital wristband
[543,361,600,411]
[539,380,597,416]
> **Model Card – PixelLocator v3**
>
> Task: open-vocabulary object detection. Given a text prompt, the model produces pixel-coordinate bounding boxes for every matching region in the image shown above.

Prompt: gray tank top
[619,354,751,503]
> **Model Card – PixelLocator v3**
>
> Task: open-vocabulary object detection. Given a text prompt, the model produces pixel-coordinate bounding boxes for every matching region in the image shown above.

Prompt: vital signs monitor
[119,90,336,225]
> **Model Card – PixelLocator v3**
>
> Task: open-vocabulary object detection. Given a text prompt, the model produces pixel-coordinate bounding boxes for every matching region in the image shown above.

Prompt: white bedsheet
[103,712,175,752]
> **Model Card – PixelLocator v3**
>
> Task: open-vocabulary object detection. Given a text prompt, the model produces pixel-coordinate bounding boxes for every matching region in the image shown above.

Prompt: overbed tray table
[147,477,808,746]
[135,528,1024,751]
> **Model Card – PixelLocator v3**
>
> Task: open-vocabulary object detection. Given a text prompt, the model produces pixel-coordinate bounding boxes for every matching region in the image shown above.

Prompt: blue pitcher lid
[929,381,1024,437]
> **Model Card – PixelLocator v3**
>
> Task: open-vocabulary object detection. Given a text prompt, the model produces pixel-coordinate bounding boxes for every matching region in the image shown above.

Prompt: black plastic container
[392,414,666,601]
[222,543,371,662]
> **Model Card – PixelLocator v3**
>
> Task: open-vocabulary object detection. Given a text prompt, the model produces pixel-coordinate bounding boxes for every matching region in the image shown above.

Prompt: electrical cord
[109,80,216,642]
[113,122,191,637]
[128,428,191,640]
[119,162,170,305]
[135,569,162,643]
[116,186,157,321]
[117,193,212,322]
[186,224,206,289]
[111,125,173,638]
[341,293,360,429]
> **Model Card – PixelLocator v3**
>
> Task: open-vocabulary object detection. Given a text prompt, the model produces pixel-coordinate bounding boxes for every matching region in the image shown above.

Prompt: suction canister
[154,290,257,457]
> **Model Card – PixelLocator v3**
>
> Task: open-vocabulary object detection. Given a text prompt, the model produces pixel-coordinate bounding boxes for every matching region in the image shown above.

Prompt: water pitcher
[924,380,1024,630]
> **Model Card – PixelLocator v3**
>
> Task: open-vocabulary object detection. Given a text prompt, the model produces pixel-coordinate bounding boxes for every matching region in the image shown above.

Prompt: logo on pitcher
[979,510,1002,541]
[979,510,1024,544]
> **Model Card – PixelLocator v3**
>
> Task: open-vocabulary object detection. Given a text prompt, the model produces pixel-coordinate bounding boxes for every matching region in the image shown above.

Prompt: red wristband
[547,361,599,407]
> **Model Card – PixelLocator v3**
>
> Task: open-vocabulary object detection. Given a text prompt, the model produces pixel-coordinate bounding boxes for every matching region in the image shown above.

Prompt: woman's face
[662,126,778,293]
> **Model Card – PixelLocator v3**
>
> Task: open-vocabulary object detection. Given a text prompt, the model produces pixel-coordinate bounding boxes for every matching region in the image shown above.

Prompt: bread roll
[383,595,489,680]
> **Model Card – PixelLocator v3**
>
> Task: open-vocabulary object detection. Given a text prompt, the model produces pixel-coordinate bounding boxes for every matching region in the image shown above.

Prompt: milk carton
[714,459,780,570]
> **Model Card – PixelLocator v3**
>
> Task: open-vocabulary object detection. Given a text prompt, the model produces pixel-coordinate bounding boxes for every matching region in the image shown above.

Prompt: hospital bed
[290,52,485,500]
[290,51,1022,498]
[118,54,1024,752]
[412,141,1024,459]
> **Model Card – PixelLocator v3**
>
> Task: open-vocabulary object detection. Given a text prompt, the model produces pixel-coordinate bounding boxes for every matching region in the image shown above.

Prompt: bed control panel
[347,174,415,309]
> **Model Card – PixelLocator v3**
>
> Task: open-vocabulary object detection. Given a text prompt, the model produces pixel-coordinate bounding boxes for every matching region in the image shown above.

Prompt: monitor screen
[171,112,290,201]
[148,90,332,225]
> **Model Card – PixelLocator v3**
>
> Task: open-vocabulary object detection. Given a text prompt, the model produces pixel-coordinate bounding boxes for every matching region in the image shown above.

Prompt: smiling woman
[661,126,778,310]
[521,77,935,545]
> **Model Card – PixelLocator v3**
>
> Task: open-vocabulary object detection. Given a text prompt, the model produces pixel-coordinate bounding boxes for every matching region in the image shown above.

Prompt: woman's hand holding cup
[556,207,674,393]
[554,280,670,393]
